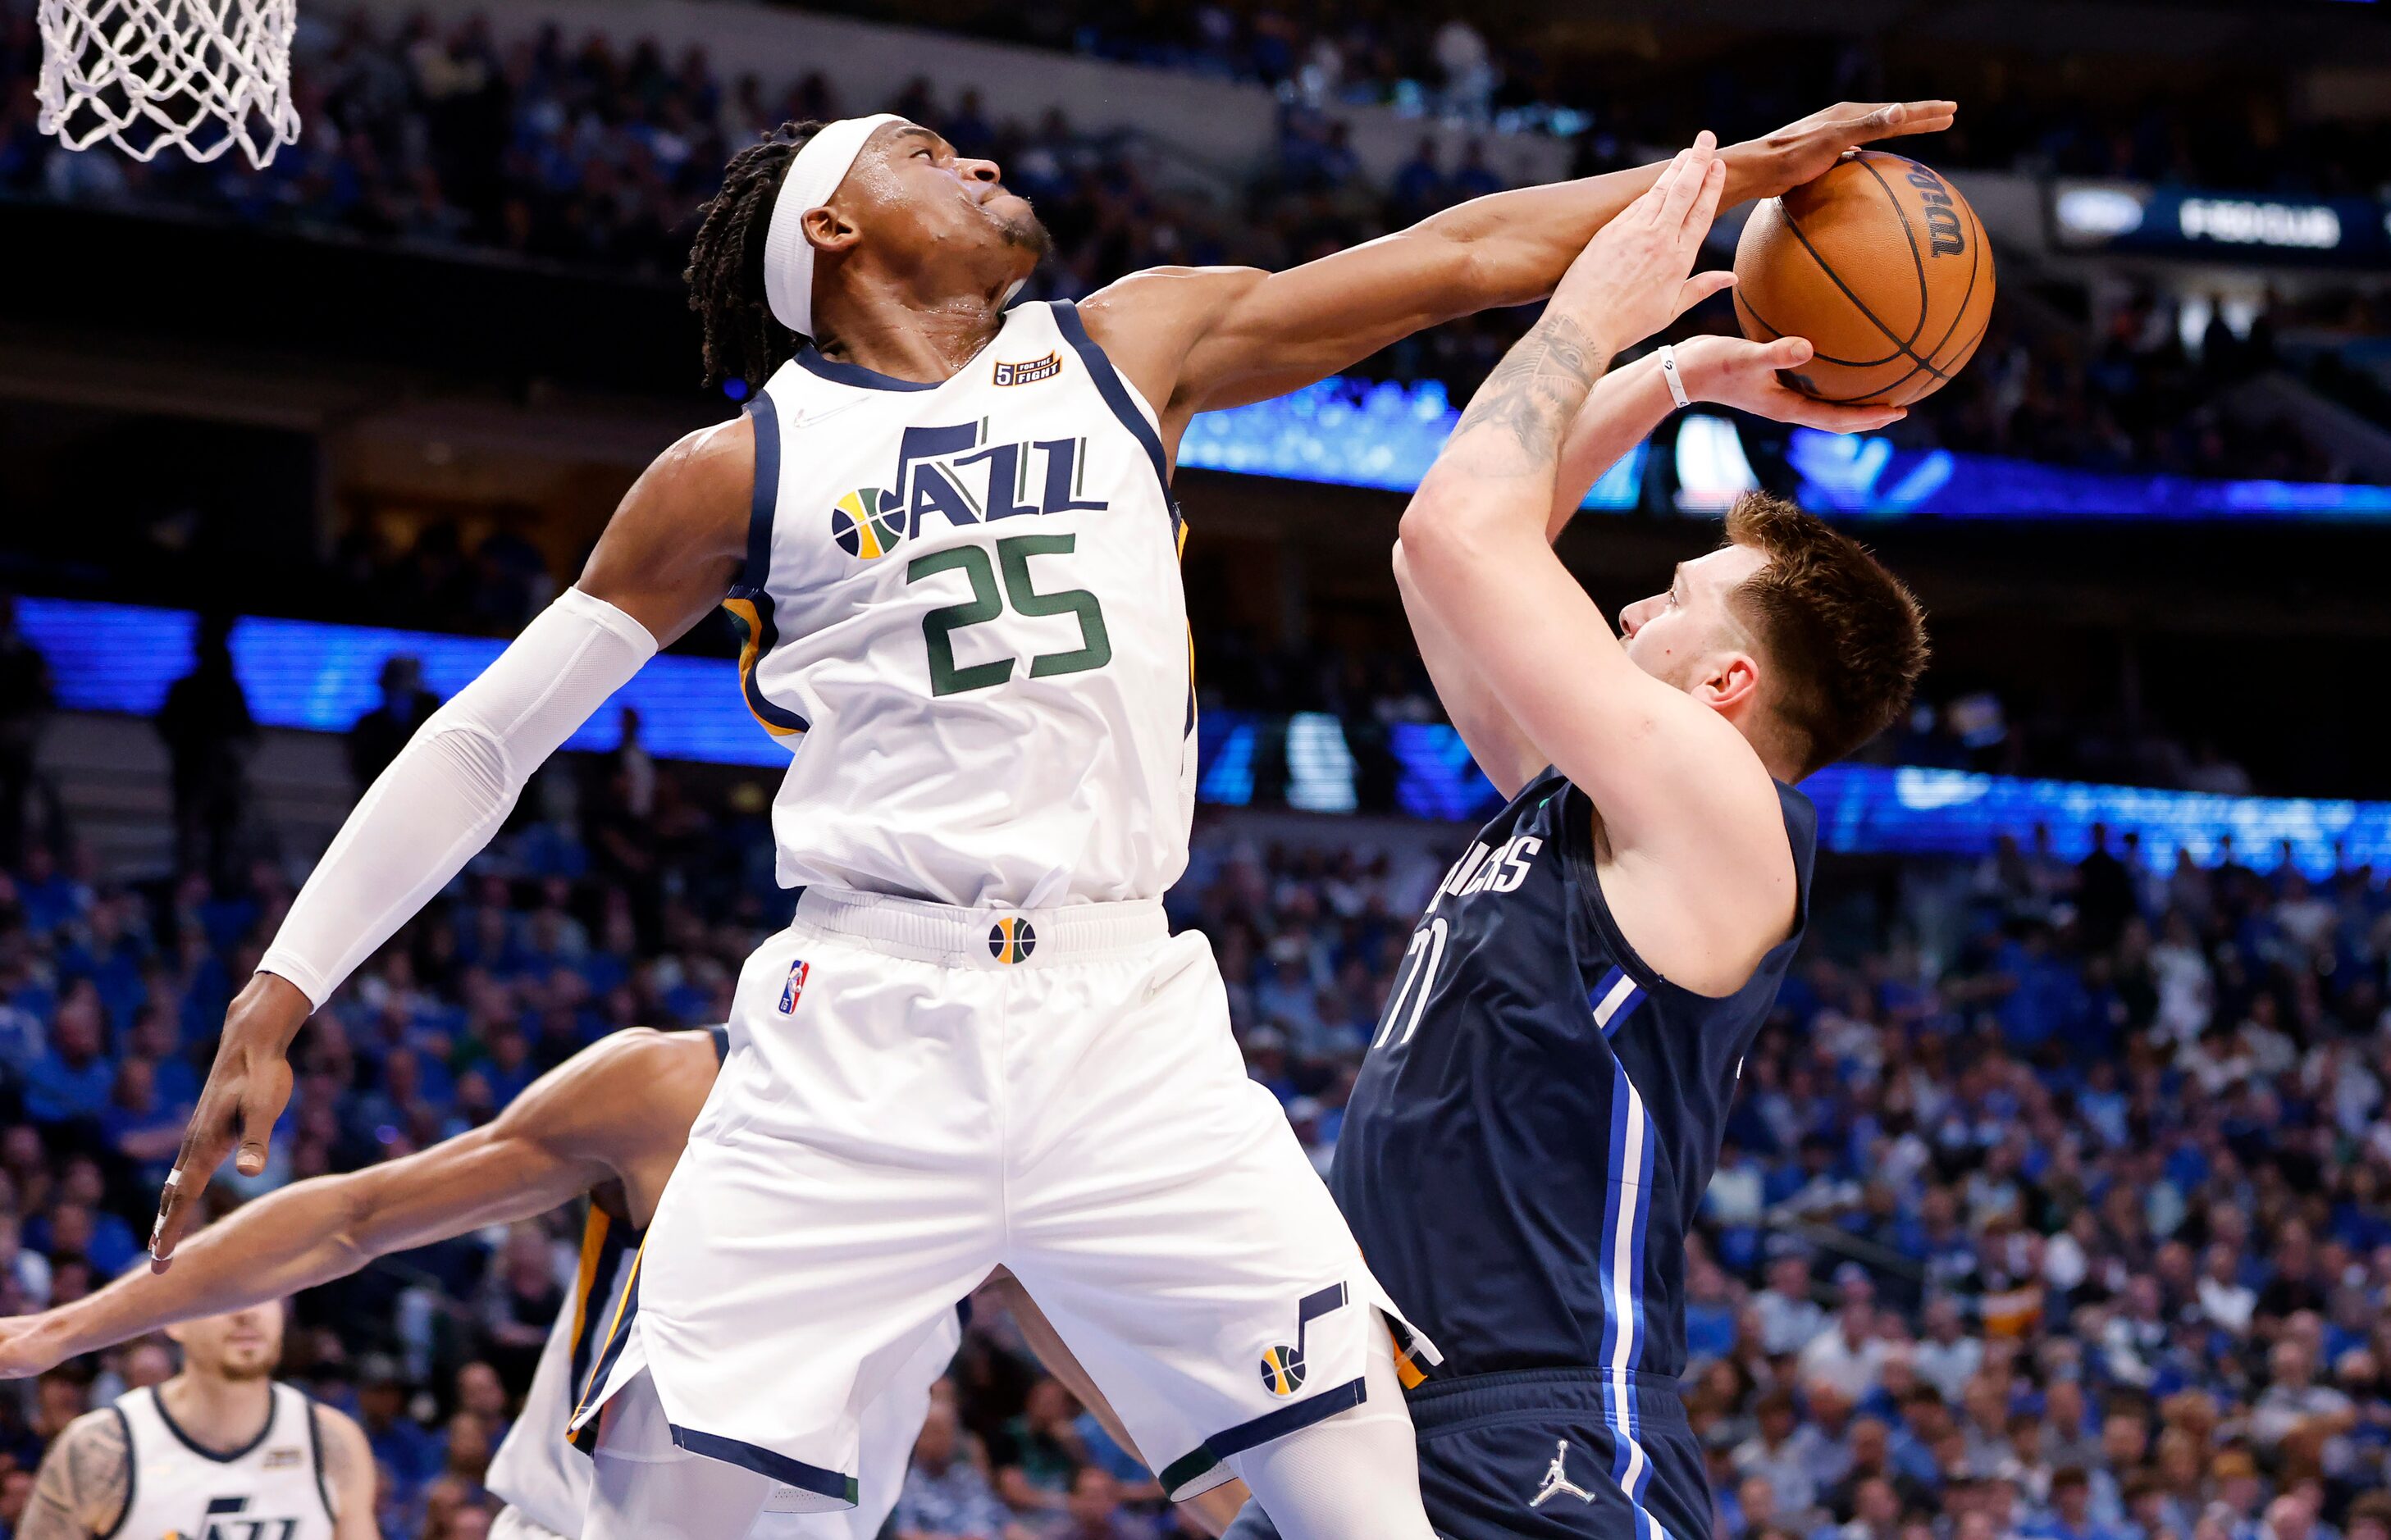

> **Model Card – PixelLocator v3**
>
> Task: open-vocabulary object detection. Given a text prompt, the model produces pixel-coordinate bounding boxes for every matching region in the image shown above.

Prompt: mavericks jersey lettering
[1334,767,1816,1383]
[112,1381,335,1540]
[737,301,1195,909]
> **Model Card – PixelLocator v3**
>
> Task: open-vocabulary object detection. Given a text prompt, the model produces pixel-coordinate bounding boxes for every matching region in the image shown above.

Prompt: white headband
[763,113,902,339]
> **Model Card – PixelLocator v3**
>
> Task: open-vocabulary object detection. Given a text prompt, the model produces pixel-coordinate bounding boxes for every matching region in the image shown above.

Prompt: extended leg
[1222,1327,1435,1540]
[582,1370,773,1540]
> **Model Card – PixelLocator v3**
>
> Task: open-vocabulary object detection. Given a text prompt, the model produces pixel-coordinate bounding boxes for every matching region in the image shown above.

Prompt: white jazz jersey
[111,1380,335,1540]
[733,299,1196,909]
[490,1203,961,1539]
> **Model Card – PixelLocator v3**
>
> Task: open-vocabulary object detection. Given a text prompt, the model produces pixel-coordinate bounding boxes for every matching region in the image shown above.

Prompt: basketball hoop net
[36,0,299,167]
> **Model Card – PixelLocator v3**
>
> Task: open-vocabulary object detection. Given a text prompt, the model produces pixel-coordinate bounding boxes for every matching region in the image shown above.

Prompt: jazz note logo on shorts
[1259,1282,1349,1397]
[779,959,810,1013]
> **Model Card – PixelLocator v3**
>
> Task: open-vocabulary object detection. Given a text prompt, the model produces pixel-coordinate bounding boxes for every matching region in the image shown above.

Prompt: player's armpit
[313,1401,381,1539]
[576,411,758,647]
[20,1408,130,1539]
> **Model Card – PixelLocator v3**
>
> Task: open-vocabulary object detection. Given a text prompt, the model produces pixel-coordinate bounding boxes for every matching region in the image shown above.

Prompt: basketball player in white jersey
[149,96,1955,1540]
[16,1300,375,1539]
[2,1027,1235,1540]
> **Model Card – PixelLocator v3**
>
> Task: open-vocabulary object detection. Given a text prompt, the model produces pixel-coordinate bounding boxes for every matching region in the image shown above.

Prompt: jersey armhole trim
[1048,300,1174,506]
[1561,786,1673,1002]
[95,1404,135,1540]
[739,394,781,593]
[1563,782,1815,1006]
[722,393,811,740]
[303,1394,337,1523]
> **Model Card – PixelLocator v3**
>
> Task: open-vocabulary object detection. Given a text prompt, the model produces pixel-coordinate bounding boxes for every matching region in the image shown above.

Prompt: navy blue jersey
[1335,766,1815,1384]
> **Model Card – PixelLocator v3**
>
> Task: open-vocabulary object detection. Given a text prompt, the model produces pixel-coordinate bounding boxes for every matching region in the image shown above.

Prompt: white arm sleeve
[258,587,659,1009]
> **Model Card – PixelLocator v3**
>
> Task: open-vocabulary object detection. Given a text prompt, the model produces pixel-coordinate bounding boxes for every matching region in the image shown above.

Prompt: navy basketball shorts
[1223,1368,1709,1540]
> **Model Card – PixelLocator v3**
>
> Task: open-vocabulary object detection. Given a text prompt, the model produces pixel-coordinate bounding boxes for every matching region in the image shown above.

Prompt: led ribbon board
[23,596,2384,879]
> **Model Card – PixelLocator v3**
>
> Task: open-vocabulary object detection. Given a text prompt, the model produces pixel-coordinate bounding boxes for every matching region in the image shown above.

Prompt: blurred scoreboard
[2051,180,2391,267]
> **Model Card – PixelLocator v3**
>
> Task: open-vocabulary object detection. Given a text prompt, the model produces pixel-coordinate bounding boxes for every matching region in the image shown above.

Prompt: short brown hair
[1723,493,1928,779]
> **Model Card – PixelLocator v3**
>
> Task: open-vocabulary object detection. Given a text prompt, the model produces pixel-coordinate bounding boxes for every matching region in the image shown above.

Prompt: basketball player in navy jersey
[1226,133,1931,1540]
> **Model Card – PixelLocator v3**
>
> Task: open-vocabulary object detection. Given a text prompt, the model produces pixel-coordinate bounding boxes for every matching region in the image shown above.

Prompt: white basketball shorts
[568,886,1434,1511]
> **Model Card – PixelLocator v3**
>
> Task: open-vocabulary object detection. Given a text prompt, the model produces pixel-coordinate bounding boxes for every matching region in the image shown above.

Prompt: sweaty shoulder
[577,413,757,647]
[1079,267,1266,423]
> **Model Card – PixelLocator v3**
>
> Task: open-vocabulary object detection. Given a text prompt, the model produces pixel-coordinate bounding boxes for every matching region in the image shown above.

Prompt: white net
[36,0,300,167]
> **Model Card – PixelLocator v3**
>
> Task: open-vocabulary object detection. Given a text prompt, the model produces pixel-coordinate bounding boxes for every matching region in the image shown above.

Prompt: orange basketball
[1732,150,1995,408]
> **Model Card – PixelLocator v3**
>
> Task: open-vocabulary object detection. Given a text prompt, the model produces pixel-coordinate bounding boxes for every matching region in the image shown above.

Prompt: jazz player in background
[153,95,1951,1540]
[2,1027,1234,1540]
[1227,134,1931,1540]
[16,1299,376,1539]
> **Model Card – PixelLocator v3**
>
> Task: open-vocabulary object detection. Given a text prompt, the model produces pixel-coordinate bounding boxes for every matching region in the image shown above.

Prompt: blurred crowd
[1859,298,2334,487]
[3,2,2382,482]
[821,0,2391,200]
[2,736,2391,1535]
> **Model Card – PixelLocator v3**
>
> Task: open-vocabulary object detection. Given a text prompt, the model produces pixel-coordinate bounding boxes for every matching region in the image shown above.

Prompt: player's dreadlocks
[686,121,824,392]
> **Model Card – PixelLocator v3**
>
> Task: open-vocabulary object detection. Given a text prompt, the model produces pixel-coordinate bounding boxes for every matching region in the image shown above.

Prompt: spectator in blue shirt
[895,1399,1016,1540]
[2029,1467,2133,1540]
[354,1355,442,1504]
[21,985,112,1126]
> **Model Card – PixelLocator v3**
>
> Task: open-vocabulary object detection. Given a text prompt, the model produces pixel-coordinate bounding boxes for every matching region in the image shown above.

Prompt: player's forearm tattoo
[22,1410,130,1539]
[1449,312,1608,472]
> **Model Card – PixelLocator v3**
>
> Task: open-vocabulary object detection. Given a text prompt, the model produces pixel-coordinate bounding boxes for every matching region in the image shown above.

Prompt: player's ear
[1693,649,1763,714]
[801,203,863,256]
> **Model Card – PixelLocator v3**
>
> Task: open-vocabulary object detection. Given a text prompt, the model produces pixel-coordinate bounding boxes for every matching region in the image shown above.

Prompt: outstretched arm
[25,1036,673,1375]
[151,423,754,1268]
[18,1410,130,1539]
[1083,100,1953,436]
[1397,136,1793,991]
[1403,334,1907,798]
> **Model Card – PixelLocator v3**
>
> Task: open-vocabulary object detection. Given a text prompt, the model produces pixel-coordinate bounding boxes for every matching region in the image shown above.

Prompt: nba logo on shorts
[778,959,810,1013]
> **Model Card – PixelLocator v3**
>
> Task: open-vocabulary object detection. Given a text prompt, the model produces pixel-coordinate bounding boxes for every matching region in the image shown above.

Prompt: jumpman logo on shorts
[1531,1438,1597,1508]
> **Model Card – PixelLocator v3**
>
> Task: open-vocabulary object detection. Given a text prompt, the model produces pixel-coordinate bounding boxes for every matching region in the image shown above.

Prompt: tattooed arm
[313,1401,381,1538]
[20,1408,130,1539]
[1395,133,1796,994]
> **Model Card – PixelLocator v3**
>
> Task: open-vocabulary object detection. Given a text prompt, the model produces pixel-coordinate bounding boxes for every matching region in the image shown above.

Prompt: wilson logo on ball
[1903,162,1966,257]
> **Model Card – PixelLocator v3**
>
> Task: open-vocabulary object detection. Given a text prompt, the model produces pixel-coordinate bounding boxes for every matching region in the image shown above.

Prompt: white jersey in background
[492,1204,961,1540]
[734,298,1195,908]
[112,1380,336,1540]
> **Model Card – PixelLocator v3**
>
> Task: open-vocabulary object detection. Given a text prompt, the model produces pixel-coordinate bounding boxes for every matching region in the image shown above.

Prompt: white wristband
[1657,344,1692,410]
